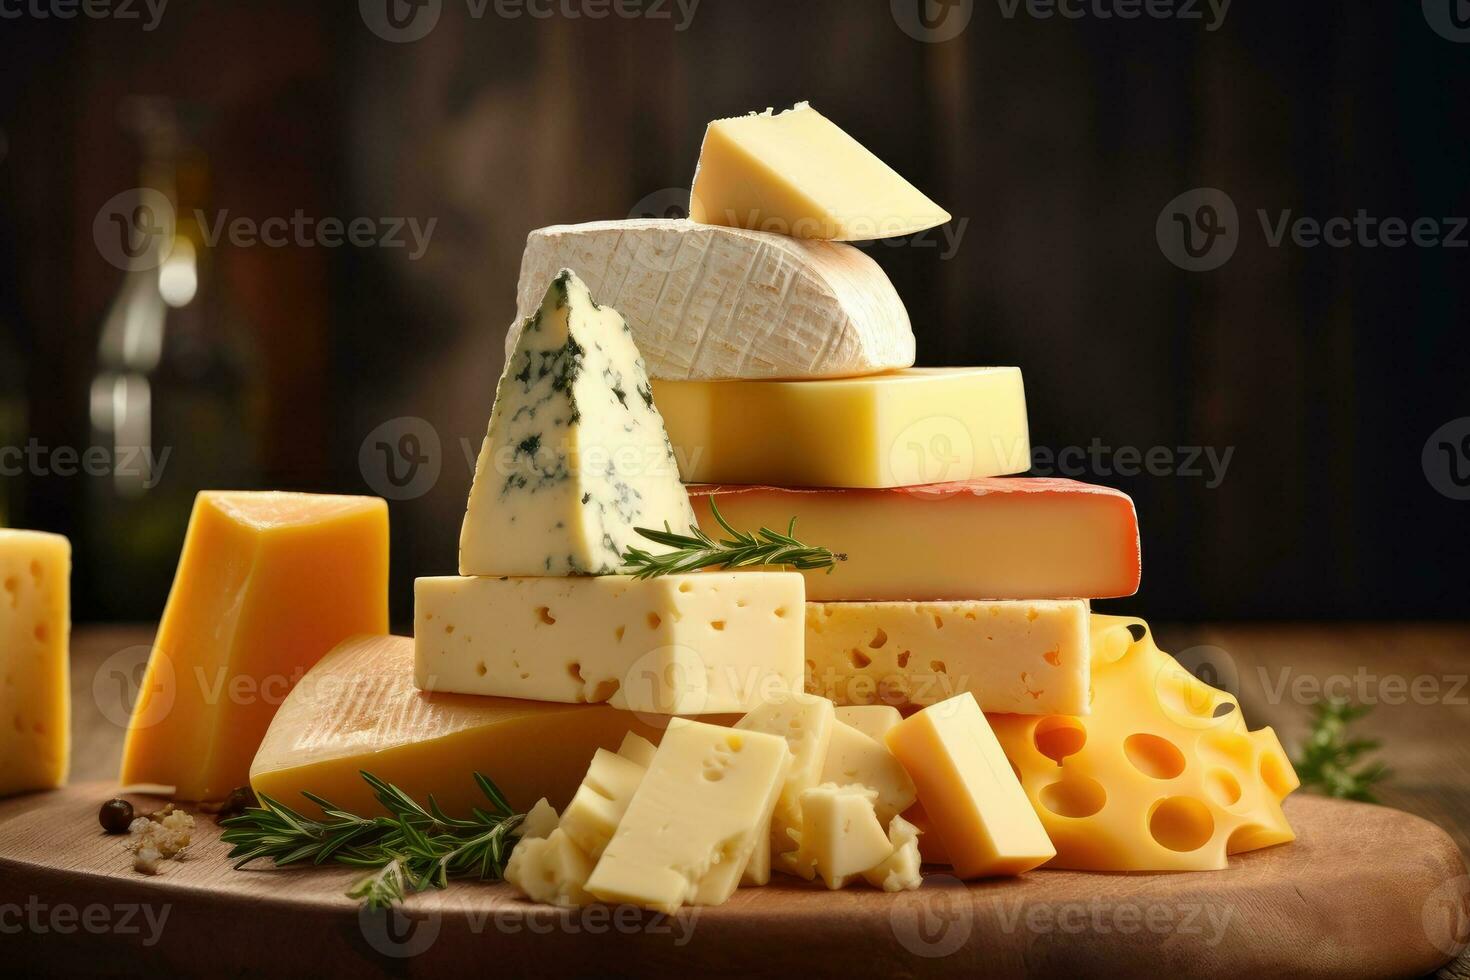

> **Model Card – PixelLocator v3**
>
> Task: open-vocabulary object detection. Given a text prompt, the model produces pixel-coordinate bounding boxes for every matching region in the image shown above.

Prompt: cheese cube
[792,784,894,889]
[559,748,646,861]
[616,731,658,768]
[734,690,835,863]
[806,599,1092,716]
[689,479,1140,601]
[885,693,1055,879]
[819,721,917,824]
[459,268,695,577]
[504,219,914,381]
[690,102,950,242]
[654,368,1029,489]
[0,530,70,797]
[520,798,560,840]
[505,828,593,908]
[862,813,923,892]
[251,636,663,816]
[835,705,902,742]
[121,492,388,801]
[414,573,804,715]
[586,719,790,913]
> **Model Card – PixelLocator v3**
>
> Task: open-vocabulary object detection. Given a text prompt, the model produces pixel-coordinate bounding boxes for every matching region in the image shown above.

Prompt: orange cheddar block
[885,693,1055,879]
[0,530,71,797]
[689,479,1140,601]
[120,492,389,801]
[989,615,1298,871]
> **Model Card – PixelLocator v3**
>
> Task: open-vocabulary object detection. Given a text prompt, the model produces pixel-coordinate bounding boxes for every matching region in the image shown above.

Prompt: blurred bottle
[87,99,263,618]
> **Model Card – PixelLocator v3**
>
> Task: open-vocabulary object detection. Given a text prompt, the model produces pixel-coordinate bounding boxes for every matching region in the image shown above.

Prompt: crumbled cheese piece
[125,806,195,875]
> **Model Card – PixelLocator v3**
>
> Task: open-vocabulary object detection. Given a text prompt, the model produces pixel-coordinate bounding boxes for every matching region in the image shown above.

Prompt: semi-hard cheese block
[689,479,1140,601]
[818,721,917,824]
[252,636,662,816]
[586,718,791,913]
[734,689,836,870]
[690,102,951,242]
[656,368,1030,488]
[806,599,1091,716]
[414,572,804,714]
[505,829,593,908]
[989,616,1298,871]
[835,705,902,742]
[790,784,893,890]
[460,268,695,576]
[885,693,1056,879]
[0,530,70,797]
[504,220,914,381]
[121,492,388,801]
[560,748,646,860]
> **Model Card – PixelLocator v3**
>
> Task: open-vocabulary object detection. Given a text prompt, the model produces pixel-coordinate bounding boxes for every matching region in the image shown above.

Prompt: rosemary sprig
[1292,698,1389,803]
[220,771,522,909]
[621,499,847,579]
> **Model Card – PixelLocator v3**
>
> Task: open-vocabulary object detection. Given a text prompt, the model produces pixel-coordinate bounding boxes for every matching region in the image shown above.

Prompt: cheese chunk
[121,492,388,801]
[505,828,593,908]
[806,599,1091,716]
[819,721,917,824]
[989,616,1298,871]
[689,479,1140,601]
[690,102,950,242]
[520,798,560,839]
[251,636,662,816]
[504,220,914,381]
[885,693,1055,879]
[616,732,658,768]
[460,268,695,576]
[734,690,836,865]
[655,368,1030,488]
[792,784,893,890]
[862,813,923,892]
[835,705,902,742]
[0,530,70,797]
[414,573,804,714]
[586,719,790,913]
[560,748,646,860]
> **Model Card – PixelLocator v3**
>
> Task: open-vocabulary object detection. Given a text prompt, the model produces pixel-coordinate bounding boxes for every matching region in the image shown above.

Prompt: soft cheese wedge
[121,492,388,801]
[689,479,1140,600]
[251,635,663,817]
[0,530,71,797]
[806,599,1092,716]
[504,220,914,381]
[690,102,951,241]
[414,573,805,714]
[460,268,695,576]
[655,368,1030,488]
[585,719,791,913]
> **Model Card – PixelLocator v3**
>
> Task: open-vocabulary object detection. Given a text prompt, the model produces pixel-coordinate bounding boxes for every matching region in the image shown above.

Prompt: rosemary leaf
[621,499,846,579]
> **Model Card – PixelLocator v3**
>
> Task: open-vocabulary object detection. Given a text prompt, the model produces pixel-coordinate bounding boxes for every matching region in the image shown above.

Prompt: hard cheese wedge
[655,368,1030,488]
[586,718,790,913]
[121,492,388,801]
[0,530,70,797]
[885,692,1056,879]
[989,615,1298,871]
[806,599,1091,715]
[690,102,950,241]
[460,268,695,576]
[251,635,662,816]
[504,220,914,380]
[415,573,805,714]
[689,479,1140,600]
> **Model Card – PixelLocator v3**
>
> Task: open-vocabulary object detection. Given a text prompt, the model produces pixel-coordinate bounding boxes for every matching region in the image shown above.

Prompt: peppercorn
[99,798,134,834]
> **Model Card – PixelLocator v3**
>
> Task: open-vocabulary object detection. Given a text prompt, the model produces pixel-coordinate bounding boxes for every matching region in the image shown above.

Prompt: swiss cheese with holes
[0,530,70,797]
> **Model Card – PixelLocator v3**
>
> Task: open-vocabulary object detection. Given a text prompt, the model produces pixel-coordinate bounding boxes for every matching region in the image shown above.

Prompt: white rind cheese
[461,268,696,576]
[504,220,915,381]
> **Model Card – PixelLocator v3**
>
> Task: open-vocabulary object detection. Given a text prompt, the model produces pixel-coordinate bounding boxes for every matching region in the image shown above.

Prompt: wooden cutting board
[2,784,1467,979]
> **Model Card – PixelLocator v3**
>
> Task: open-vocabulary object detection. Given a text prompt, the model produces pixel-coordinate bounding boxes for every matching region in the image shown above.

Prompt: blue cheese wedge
[460,269,697,576]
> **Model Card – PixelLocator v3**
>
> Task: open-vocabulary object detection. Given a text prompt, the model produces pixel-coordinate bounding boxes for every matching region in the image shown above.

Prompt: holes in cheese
[990,615,1300,872]
[0,530,70,798]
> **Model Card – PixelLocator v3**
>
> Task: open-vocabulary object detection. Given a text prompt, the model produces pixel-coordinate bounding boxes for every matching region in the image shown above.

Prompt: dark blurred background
[0,0,1466,627]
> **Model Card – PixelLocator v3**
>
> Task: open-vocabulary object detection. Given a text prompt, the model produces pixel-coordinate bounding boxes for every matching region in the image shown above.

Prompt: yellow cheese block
[654,368,1030,489]
[251,635,664,817]
[121,492,389,801]
[0,530,70,797]
[885,693,1056,879]
[806,599,1091,715]
[690,102,951,241]
[990,615,1298,871]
